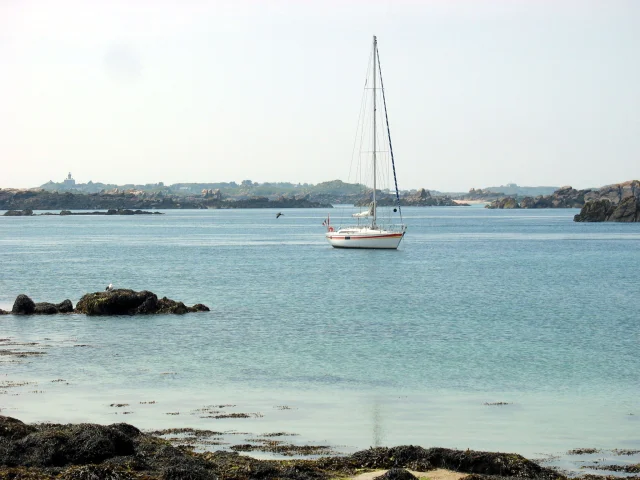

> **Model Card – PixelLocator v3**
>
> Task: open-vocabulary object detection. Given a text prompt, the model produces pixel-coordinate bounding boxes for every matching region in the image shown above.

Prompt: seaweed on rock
[74,290,209,316]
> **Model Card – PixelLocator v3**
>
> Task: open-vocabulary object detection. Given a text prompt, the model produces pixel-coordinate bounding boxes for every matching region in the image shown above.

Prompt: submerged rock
[33,302,59,315]
[2,209,33,216]
[75,290,209,316]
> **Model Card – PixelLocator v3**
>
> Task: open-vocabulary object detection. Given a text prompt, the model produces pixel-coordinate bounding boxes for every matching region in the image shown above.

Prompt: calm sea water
[1,207,639,467]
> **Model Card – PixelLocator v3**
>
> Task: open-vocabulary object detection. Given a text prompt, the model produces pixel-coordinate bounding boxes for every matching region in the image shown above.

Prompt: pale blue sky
[1,0,638,191]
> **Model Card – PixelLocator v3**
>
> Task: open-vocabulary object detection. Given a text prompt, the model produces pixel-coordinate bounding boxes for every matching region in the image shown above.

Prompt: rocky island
[2,290,209,316]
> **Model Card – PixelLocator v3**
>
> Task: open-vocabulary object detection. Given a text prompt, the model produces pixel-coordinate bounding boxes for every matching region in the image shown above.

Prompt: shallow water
[1,207,639,470]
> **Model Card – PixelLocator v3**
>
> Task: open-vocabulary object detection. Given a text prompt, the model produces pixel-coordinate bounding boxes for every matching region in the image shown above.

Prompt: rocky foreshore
[0,414,567,480]
[2,290,209,316]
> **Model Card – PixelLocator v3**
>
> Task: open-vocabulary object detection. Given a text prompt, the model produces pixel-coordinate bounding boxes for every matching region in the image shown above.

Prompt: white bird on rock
[106,283,113,292]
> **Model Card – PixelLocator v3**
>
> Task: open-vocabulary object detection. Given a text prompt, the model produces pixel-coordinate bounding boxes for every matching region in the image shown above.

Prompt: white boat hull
[326,228,405,249]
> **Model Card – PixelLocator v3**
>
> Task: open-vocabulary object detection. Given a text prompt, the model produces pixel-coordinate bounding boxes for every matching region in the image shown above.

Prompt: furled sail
[352,203,374,218]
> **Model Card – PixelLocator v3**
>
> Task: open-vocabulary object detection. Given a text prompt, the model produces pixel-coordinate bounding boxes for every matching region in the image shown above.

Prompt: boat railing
[334,224,406,233]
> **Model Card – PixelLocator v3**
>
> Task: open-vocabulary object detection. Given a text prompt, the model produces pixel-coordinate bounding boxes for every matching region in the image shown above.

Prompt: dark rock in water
[75,290,157,316]
[75,289,209,316]
[375,468,418,480]
[56,299,74,313]
[10,295,74,315]
[2,209,33,216]
[33,302,59,315]
[135,294,159,314]
[573,199,613,222]
[11,294,35,314]
[161,300,188,315]
[191,304,210,312]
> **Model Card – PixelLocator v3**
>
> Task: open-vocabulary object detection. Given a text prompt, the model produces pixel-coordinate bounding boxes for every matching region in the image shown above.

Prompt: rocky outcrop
[75,289,210,316]
[11,295,74,314]
[574,199,613,222]
[486,197,519,209]
[584,180,640,204]
[402,189,463,206]
[574,195,640,222]
[519,186,590,208]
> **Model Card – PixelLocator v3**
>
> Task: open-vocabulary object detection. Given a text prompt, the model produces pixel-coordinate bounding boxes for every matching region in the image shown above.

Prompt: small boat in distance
[325,36,407,249]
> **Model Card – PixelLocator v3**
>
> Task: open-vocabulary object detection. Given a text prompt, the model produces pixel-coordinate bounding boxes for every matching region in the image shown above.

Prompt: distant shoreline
[454,199,488,205]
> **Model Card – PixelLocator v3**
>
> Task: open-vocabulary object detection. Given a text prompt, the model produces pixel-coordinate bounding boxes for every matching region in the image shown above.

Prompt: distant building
[63,172,76,187]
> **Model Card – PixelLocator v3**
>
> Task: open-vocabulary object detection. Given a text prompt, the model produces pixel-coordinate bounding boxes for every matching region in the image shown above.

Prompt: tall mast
[372,35,377,229]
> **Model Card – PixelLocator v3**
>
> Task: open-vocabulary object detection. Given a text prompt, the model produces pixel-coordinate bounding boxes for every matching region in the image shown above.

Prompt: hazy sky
[1,0,638,191]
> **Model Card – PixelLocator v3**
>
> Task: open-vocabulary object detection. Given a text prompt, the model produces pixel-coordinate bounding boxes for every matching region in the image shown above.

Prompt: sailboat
[325,36,407,249]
